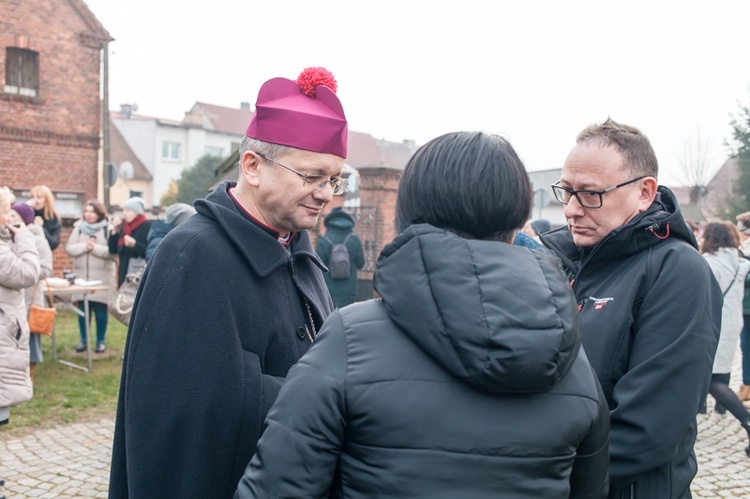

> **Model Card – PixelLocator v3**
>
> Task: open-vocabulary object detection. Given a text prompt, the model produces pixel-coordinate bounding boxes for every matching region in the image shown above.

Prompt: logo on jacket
[588,296,613,310]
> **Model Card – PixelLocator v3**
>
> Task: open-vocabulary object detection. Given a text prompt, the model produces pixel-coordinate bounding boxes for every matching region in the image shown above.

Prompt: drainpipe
[102,41,111,209]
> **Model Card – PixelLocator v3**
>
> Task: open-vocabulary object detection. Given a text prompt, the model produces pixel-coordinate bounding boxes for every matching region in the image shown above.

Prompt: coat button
[296,326,307,340]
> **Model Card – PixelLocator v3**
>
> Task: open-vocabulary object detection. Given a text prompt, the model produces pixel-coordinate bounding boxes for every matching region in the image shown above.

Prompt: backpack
[323,234,351,279]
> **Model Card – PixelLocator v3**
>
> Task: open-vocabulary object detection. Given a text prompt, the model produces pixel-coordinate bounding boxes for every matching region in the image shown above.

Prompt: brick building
[1,0,112,272]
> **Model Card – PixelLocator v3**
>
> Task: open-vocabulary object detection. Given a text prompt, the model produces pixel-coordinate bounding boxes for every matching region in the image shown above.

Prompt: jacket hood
[373,223,581,394]
[542,186,697,265]
[323,208,354,231]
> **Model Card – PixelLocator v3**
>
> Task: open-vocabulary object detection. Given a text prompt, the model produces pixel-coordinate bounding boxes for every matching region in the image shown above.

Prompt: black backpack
[322,234,351,279]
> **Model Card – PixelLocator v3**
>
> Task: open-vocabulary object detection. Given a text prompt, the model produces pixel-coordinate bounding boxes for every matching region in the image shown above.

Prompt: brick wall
[358,167,401,266]
[53,223,75,277]
[312,167,401,300]
[2,0,106,276]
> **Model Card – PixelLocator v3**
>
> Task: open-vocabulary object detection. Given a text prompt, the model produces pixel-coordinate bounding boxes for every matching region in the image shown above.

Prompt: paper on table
[74,279,103,286]
[46,277,71,287]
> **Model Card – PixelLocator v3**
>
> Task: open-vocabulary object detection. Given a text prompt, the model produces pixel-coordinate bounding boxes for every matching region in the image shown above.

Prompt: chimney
[120,103,135,119]
[240,102,250,111]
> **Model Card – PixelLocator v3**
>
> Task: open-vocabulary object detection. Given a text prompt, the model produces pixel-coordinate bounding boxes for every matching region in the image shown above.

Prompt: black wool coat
[108,182,333,498]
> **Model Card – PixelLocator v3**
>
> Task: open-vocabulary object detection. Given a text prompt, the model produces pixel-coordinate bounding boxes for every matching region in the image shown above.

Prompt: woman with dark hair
[701,221,750,456]
[26,185,61,251]
[236,132,610,498]
[66,200,116,353]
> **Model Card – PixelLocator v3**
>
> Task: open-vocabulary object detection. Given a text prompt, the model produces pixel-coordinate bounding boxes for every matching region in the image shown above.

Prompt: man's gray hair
[238,136,294,167]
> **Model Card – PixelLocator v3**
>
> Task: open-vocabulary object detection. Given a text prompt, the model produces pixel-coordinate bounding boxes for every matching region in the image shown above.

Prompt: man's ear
[638,176,659,211]
[239,151,261,188]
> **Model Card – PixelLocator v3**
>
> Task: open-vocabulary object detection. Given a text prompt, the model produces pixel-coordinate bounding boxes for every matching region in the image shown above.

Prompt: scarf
[118,214,147,247]
[80,219,109,237]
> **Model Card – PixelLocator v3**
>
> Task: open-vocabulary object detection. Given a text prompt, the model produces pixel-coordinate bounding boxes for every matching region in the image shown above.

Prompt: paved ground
[2,372,750,497]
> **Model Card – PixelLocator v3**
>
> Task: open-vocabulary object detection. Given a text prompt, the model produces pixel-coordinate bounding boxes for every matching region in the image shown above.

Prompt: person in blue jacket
[145,202,196,260]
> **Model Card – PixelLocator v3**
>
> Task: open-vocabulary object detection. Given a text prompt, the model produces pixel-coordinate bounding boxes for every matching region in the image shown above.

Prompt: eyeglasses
[551,176,647,209]
[255,152,348,196]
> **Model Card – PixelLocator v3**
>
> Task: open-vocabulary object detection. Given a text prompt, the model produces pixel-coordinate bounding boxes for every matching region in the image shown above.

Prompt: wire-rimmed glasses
[255,152,348,196]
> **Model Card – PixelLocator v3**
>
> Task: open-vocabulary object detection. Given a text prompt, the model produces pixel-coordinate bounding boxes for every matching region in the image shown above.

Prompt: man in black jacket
[541,118,721,499]
[109,67,348,498]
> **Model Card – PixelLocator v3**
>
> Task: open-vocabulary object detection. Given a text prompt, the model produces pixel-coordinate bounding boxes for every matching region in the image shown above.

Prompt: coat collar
[194,182,326,278]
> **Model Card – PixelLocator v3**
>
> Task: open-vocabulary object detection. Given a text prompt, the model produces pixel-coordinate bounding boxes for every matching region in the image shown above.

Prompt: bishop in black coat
[108,182,333,498]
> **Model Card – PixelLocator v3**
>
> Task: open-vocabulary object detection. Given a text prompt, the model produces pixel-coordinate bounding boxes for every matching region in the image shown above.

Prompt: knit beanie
[11,203,34,225]
[122,196,145,215]
[165,203,196,226]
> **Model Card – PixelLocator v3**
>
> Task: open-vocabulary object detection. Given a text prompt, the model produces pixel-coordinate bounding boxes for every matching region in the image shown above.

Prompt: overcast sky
[83,0,750,186]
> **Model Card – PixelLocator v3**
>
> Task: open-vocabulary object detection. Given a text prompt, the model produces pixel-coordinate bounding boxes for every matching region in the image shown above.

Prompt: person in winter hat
[7,203,51,377]
[110,67,348,498]
[121,196,145,215]
[315,207,365,308]
[0,186,40,427]
[11,203,34,226]
[145,203,197,260]
[107,196,152,287]
[237,131,609,498]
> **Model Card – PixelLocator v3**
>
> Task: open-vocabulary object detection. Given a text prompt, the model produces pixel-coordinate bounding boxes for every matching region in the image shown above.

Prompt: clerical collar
[228,186,295,246]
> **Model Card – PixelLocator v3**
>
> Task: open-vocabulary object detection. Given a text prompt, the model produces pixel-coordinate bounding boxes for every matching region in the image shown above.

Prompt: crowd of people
[3,66,750,498]
[0,186,196,417]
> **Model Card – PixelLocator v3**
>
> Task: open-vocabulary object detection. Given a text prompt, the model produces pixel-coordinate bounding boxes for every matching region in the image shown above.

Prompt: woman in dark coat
[237,132,610,498]
[108,197,152,288]
[27,184,61,251]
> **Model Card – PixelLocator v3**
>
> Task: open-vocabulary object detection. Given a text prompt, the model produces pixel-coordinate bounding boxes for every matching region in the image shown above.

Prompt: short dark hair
[395,131,532,243]
[576,117,659,179]
[701,221,739,254]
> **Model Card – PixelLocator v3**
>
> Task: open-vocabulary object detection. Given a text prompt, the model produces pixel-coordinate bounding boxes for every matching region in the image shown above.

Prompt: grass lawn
[0,308,128,439]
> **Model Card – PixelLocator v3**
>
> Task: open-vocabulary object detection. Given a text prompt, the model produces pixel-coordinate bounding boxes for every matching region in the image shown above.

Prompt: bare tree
[676,128,716,188]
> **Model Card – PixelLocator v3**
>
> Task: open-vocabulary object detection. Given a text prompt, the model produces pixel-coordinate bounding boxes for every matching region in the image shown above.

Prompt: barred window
[5,47,39,97]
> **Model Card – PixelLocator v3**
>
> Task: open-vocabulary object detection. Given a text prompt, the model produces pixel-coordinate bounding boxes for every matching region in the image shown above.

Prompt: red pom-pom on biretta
[297,67,337,97]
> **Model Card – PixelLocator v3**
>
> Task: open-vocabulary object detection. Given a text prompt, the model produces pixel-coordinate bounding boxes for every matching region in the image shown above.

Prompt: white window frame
[162,141,181,160]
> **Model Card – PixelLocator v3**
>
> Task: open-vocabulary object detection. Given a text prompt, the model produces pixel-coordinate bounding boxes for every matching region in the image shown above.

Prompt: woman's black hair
[395,131,532,242]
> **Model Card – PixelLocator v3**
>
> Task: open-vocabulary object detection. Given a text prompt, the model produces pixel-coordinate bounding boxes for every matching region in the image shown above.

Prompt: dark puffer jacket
[237,224,610,498]
[541,187,721,499]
